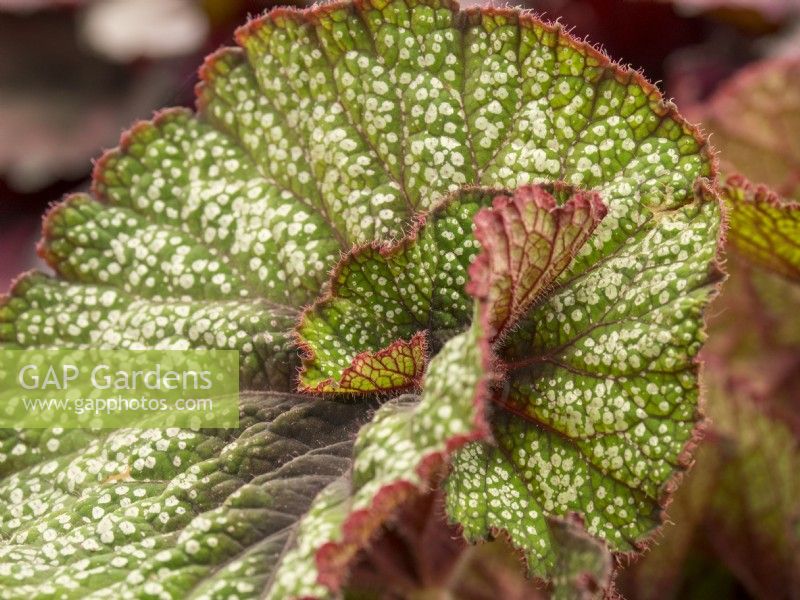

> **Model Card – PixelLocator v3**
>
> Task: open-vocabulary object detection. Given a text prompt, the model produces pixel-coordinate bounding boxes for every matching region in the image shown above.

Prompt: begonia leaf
[0,393,370,597]
[0,0,721,597]
[297,184,606,393]
[289,183,720,593]
[447,192,721,571]
[721,175,800,281]
[272,314,492,598]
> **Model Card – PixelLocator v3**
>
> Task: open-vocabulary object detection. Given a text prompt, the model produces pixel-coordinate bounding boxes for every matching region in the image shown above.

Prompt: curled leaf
[0,0,721,597]
[274,317,494,598]
[296,186,498,394]
[298,184,605,393]
[288,180,720,594]
[468,184,607,340]
[446,186,723,575]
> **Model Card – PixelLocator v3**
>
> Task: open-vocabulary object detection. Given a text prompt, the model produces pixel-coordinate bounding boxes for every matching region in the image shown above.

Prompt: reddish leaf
[468,185,606,340]
[700,58,800,201]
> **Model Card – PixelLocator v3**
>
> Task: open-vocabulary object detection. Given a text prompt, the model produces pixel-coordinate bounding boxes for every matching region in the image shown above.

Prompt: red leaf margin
[292,185,512,397]
[0,0,727,596]
[613,178,729,561]
[310,178,727,595]
[467,184,608,342]
[234,0,717,181]
[722,173,800,281]
[299,332,429,394]
[312,244,500,594]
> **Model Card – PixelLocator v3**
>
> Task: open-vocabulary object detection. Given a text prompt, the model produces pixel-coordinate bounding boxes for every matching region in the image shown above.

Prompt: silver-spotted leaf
[0,393,369,598]
[297,185,606,392]
[272,315,492,598]
[290,181,720,592]
[0,0,721,596]
[296,186,498,393]
[467,185,607,340]
[447,193,721,572]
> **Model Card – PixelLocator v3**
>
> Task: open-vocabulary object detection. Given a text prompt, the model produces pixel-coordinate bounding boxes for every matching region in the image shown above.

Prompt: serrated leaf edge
[293,184,510,394]
[722,173,800,281]
[313,277,500,592]
[466,184,608,342]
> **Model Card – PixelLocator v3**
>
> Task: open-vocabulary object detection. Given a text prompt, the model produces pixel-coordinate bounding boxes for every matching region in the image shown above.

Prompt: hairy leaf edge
[293,184,512,395]
[233,0,719,177]
[610,177,729,564]
[313,268,501,590]
[722,173,800,281]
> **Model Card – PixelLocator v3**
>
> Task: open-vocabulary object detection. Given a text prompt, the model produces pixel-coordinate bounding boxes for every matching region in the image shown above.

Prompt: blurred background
[0,1,798,598]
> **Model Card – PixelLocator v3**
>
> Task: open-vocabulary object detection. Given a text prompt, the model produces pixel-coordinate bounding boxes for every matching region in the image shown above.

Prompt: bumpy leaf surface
[0,0,720,596]
[448,194,720,569]
[295,186,495,393]
[0,393,369,598]
[298,185,605,391]
[722,175,800,281]
[276,317,492,598]
[291,185,720,593]
[468,185,607,340]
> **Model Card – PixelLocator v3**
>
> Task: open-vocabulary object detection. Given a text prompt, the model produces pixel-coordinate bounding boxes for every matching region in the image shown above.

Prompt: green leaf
[0,393,370,598]
[721,175,800,281]
[548,514,613,600]
[467,184,607,340]
[299,332,429,394]
[92,108,344,307]
[447,195,721,572]
[616,64,800,595]
[0,269,298,390]
[273,315,493,598]
[289,181,720,592]
[0,0,719,596]
[296,186,496,393]
[297,184,606,392]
